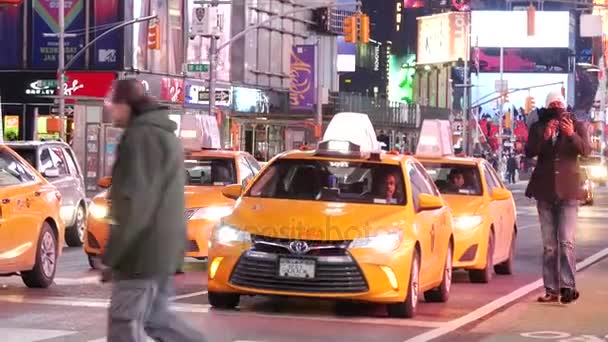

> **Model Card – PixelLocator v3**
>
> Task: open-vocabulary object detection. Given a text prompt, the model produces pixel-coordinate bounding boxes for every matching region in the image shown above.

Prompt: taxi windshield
[247,158,406,205]
[422,162,483,196]
[185,157,236,186]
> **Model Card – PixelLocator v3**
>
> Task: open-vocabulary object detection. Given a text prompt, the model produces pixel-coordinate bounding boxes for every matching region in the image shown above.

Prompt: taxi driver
[447,169,465,192]
[384,173,399,204]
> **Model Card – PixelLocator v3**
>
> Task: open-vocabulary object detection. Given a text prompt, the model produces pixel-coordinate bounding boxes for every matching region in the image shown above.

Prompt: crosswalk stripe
[0,328,76,342]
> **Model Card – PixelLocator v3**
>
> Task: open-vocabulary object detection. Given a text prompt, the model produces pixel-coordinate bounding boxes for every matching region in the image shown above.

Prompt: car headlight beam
[211,225,251,246]
[190,205,233,221]
[89,202,108,220]
[453,215,483,229]
[349,231,403,252]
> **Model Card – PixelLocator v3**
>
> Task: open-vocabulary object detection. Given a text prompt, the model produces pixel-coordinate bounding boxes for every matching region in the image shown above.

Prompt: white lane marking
[404,247,608,342]
[517,223,537,231]
[88,337,155,342]
[170,290,208,300]
[53,276,101,285]
[0,328,77,342]
[0,294,443,328]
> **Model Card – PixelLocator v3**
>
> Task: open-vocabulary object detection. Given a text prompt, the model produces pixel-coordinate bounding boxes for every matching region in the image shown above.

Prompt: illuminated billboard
[388,53,416,103]
[471,11,570,48]
[471,73,569,115]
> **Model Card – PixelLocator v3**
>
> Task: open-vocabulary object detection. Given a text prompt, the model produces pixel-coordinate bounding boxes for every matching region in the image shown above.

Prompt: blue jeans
[108,276,207,342]
[537,200,577,294]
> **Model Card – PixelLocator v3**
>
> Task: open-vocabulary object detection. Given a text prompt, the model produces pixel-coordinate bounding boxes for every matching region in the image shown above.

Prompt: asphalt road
[1,183,607,342]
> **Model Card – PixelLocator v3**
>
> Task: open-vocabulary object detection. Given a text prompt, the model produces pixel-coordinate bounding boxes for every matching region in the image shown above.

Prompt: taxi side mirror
[418,193,443,211]
[491,187,511,201]
[222,184,243,200]
[97,177,112,189]
[43,168,60,178]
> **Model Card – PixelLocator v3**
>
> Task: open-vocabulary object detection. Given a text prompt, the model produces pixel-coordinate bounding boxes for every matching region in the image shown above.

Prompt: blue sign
[0,5,23,68]
[92,0,122,69]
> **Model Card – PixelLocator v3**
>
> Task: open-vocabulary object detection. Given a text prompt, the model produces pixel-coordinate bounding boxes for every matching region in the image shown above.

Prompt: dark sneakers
[537,289,580,303]
[560,288,580,303]
[537,293,559,303]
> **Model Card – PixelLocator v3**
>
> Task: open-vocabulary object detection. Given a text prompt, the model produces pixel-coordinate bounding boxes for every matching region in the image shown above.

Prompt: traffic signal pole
[58,0,65,140]
[498,46,504,176]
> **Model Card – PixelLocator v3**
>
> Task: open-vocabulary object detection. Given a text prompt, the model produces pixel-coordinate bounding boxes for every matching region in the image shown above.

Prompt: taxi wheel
[208,291,240,309]
[424,242,453,303]
[495,229,516,275]
[387,250,419,318]
[65,204,86,247]
[22,223,57,288]
[469,232,494,283]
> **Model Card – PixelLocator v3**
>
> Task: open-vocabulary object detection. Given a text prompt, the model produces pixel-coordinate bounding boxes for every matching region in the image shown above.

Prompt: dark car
[580,166,594,206]
[7,141,87,246]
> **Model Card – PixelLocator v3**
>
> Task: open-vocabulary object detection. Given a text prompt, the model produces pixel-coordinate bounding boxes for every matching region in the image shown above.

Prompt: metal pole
[58,0,65,141]
[498,46,504,177]
[209,1,219,146]
[316,38,322,139]
[462,14,471,155]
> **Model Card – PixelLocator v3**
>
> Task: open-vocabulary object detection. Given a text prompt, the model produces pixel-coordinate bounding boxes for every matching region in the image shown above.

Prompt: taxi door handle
[1,198,9,204]
[34,191,41,197]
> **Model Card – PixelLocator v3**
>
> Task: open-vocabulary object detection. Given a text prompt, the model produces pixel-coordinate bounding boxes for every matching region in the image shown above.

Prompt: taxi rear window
[185,158,236,186]
[421,162,482,196]
[247,159,406,205]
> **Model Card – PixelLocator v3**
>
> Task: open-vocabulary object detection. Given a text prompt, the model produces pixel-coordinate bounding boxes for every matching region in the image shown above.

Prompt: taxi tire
[22,223,57,288]
[424,242,452,303]
[495,229,516,275]
[387,250,419,318]
[469,232,494,283]
[65,204,86,247]
[208,291,240,309]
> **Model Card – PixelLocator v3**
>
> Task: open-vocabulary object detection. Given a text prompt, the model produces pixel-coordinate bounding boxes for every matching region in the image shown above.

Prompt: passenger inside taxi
[382,173,401,204]
[447,169,465,192]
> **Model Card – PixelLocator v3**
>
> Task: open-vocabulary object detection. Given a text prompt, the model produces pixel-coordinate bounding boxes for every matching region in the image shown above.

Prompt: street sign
[187,63,209,72]
[191,7,216,36]
[198,88,231,107]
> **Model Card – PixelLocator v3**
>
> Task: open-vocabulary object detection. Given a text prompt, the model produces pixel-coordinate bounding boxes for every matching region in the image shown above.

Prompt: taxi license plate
[278,258,315,279]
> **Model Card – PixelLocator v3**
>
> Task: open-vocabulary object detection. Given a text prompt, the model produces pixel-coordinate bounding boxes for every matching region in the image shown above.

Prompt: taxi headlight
[211,225,251,246]
[89,203,108,220]
[190,206,233,221]
[349,231,403,252]
[589,165,607,178]
[453,215,483,229]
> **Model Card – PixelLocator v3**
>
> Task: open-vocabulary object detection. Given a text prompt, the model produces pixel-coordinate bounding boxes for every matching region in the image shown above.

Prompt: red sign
[60,72,117,99]
[160,77,184,103]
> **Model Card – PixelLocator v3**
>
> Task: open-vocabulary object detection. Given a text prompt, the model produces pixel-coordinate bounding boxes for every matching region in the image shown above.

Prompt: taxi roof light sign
[415,119,454,158]
[320,112,381,154]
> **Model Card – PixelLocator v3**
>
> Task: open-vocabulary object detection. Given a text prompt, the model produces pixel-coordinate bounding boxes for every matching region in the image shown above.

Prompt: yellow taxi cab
[0,145,64,288]
[415,120,517,283]
[207,114,455,318]
[83,149,261,267]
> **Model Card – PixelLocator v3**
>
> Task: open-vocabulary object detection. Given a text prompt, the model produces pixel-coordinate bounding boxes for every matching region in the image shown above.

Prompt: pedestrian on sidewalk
[507,154,518,184]
[525,91,591,304]
[101,79,207,341]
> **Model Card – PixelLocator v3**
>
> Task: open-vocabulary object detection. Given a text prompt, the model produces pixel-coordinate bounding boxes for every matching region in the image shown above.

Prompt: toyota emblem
[289,240,310,254]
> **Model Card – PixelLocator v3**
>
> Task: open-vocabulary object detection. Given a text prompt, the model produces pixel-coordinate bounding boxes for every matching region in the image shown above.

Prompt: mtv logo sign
[98,49,117,63]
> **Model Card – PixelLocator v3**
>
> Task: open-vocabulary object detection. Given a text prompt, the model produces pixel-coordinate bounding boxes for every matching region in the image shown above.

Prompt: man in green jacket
[103,79,206,341]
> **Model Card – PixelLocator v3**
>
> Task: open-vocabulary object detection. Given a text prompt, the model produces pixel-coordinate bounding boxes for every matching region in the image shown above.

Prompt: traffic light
[527,5,535,36]
[359,14,370,44]
[524,96,535,114]
[148,22,160,50]
[344,15,357,43]
[504,110,512,129]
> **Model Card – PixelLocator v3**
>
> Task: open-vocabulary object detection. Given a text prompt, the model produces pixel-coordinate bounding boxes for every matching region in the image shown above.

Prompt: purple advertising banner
[289,45,316,111]
[0,4,23,68]
[93,0,121,69]
[31,0,86,69]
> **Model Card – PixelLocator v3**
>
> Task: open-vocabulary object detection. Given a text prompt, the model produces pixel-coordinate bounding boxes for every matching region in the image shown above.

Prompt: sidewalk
[460,258,608,341]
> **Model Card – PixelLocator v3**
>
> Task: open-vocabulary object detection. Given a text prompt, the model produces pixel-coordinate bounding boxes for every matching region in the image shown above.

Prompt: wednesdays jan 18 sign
[31,0,86,68]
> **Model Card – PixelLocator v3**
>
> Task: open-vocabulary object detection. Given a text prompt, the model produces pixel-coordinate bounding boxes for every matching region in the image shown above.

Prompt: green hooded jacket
[102,104,186,279]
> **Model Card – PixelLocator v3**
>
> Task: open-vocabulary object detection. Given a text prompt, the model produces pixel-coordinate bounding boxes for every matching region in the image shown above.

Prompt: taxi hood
[224,197,410,241]
[441,194,485,216]
[185,185,234,209]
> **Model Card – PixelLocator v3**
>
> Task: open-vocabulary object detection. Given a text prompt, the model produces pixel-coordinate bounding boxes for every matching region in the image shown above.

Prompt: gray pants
[537,200,577,295]
[108,277,206,342]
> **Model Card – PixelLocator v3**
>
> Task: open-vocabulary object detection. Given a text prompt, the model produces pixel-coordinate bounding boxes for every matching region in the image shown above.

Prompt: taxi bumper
[84,216,110,256]
[452,222,488,269]
[207,243,416,304]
